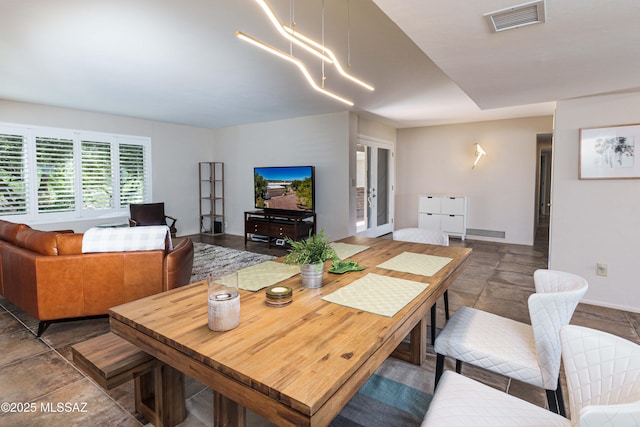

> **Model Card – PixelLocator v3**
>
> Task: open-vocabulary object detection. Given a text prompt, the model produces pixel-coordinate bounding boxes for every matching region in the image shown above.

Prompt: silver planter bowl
[300,262,324,288]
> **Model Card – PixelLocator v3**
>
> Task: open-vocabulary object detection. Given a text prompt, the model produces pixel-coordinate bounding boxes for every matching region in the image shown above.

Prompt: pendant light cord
[347,0,351,69]
[321,0,326,88]
[289,0,294,56]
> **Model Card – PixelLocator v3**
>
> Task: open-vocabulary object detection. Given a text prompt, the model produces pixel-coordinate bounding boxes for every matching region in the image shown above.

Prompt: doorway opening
[535,133,552,245]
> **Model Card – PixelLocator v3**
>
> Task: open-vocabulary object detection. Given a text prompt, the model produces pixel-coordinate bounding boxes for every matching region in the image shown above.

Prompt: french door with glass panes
[356,138,394,237]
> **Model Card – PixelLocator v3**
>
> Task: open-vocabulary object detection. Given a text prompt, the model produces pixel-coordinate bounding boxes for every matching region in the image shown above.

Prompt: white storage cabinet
[418,195,467,240]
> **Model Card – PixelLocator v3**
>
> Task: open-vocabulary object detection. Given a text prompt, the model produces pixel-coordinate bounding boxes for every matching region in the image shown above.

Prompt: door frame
[355,135,395,237]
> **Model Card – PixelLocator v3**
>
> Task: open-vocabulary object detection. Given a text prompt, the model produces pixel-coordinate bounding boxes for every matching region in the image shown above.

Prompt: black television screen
[254,166,315,213]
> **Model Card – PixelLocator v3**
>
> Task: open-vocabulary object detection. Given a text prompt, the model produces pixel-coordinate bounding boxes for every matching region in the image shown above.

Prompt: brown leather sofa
[0,219,194,336]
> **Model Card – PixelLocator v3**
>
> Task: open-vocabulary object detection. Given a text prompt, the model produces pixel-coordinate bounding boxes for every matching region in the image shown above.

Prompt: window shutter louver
[82,140,113,209]
[0,133,28,215]
[36,136,75,213]
[119,143,146,206]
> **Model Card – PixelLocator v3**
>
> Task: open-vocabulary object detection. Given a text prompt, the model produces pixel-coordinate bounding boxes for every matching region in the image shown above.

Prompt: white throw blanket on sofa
[82,225,173,253]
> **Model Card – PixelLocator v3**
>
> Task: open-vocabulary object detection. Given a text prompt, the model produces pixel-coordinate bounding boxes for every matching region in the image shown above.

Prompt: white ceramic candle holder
[207,270,240,332]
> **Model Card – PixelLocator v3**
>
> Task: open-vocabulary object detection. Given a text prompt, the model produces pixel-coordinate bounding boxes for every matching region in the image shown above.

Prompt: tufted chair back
[560,325,640,427]
[529,269,589,389]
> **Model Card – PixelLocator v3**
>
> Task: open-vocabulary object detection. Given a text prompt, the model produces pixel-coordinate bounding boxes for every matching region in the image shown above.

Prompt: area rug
[190,242,276,283]
[331,357,432,426]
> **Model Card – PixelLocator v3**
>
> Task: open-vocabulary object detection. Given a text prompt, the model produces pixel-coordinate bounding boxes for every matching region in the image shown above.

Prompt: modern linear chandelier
[236,0,374,106]
[235,32,354,105]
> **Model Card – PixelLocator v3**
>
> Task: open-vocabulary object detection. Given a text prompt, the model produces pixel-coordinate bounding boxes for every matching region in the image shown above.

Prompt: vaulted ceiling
[0,0,638,129]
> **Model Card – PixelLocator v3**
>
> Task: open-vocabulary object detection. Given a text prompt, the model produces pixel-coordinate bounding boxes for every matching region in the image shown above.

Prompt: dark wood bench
[71,332,185,427]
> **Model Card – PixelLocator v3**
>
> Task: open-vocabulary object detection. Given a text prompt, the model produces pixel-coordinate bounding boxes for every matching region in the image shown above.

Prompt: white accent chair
[392,228,450,345]
[560,325,640,427]
[423,325,640,426]
[434,269,588,415]
[423,370,571,426]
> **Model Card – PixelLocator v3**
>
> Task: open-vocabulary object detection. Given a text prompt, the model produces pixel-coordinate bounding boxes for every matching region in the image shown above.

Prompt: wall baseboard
[580,298,640,314]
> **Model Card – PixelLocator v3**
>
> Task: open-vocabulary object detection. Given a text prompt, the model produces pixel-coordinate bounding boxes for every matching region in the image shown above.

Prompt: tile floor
[1,228,638,426]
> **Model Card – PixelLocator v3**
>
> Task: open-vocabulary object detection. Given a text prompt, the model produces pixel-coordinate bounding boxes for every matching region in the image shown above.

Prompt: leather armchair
[129,203,177,237]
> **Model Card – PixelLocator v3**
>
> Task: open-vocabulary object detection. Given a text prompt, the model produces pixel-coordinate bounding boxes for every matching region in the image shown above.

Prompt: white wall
[396,116,553,245]
[213,112,351,242]
[0,100,214,235]
[357,116,397,142]
[551,92,640,312]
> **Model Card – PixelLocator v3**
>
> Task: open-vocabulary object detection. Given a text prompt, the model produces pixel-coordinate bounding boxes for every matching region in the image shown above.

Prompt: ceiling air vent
[484,0,546,32]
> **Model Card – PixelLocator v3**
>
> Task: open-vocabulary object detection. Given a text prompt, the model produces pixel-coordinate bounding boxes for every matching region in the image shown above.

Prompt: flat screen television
[254,166,315,213]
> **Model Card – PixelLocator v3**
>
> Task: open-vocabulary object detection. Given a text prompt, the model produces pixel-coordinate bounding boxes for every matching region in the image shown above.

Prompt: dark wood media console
[244,210,316,247]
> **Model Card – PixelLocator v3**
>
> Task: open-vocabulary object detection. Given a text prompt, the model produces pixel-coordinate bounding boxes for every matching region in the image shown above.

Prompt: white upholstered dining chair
[434,269,588,415]
[422,325,640,426]
[392,227,450,345]
[560,325,640,426]
[423,369,571,426]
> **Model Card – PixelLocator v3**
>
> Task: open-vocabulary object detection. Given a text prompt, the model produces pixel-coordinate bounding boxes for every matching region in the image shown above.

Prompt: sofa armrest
[164,238,194,291]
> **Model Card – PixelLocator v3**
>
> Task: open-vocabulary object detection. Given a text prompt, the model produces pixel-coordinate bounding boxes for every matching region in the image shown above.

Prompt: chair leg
[546,389,559,414]
[435,353,444,388]
[455,359,462,374]
[443,290,450,321]
[430,304,437,345]
[556,377,566,417]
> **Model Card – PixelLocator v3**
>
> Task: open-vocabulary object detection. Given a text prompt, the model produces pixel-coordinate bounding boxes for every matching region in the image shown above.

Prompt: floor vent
[484,0,546,32]
[466,228,506,239]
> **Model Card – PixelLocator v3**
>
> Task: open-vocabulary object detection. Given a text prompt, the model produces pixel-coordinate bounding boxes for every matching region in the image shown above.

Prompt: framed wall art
[579,123,640,179]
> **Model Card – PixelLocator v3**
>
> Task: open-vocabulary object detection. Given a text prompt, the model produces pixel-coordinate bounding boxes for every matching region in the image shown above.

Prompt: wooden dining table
[109,236,472,427]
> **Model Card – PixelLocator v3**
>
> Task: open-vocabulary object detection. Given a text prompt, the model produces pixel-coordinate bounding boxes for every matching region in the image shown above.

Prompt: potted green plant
[284,230,338,288]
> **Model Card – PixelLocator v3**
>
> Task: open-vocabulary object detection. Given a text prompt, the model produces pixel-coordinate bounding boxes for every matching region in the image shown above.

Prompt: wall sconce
[473,143,487,169]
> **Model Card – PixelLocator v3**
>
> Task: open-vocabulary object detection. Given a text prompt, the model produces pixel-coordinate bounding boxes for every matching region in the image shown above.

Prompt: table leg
[135,364,185,427]
[409,317,427,365]
[391,317,426,365]
[214,390,247,427]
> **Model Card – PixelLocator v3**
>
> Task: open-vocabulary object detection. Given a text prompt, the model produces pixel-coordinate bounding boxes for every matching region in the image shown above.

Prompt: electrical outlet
[597,263,608,277]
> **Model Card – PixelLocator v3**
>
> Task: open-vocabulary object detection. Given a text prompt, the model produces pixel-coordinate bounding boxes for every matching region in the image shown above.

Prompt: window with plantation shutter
[0,132,28,215]
[119,143,146,206]
[0,123,151,222]
[82,140,113,210]
[36,136,75,213]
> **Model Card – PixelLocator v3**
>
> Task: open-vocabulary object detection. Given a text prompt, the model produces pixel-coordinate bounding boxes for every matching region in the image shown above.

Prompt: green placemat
[377,252,452,277]
[238,261,300,292]
[322,273,429,317]
[330,242,370,260]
